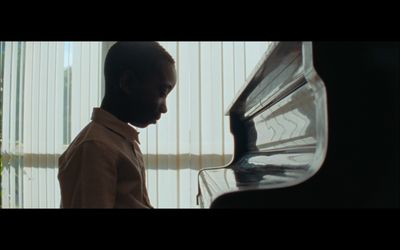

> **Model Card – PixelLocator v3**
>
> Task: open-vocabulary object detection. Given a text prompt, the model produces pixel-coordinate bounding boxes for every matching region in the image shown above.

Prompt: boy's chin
[130,120,155,128]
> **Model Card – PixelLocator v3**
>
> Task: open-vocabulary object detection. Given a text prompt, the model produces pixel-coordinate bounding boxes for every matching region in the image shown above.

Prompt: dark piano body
[197,42,399,208]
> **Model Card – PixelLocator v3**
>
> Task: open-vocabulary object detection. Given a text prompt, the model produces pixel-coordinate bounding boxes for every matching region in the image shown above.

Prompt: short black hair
[104,42,175,93]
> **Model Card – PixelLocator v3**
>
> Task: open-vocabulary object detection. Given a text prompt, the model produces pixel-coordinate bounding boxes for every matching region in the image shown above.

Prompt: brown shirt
[58,108,152,208]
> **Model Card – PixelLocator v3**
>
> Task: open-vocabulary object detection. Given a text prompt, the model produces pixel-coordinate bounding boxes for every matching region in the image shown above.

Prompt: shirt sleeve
[64,140,118,208]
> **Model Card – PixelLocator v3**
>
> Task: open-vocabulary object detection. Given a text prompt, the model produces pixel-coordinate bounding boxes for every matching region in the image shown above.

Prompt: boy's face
[126,62,177,128]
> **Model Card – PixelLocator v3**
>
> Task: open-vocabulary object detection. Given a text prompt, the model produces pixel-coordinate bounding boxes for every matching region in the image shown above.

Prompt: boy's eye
[160,89,167,97]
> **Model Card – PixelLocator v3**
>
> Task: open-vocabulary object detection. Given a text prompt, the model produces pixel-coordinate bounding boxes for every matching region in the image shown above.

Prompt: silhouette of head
[103,42,176,128]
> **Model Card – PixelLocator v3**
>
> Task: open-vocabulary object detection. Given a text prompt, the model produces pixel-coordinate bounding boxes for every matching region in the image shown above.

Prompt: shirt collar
[91,107,140,144]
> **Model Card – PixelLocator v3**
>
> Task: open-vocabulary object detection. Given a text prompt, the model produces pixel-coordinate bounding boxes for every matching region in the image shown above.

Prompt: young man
[58,42,176,208]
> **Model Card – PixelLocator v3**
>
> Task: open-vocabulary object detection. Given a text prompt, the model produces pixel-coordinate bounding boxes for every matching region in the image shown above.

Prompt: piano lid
[197,42,328,207]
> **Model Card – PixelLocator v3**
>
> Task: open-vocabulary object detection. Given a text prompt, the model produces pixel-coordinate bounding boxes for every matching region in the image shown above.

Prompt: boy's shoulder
[60,121,126,160]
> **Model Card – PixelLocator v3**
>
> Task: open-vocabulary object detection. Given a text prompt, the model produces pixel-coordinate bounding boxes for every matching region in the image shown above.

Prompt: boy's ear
[119,70,138,95]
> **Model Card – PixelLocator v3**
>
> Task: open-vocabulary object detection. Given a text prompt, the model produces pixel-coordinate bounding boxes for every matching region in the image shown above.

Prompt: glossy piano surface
[197,42,328,208]
[197,41,399,208]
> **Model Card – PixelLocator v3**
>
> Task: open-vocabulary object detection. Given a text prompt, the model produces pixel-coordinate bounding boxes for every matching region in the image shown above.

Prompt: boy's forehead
[161,64,177,84]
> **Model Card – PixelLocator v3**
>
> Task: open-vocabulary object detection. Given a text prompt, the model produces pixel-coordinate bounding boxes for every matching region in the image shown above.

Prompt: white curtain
[1,42,104,208]
[0,41,270,208]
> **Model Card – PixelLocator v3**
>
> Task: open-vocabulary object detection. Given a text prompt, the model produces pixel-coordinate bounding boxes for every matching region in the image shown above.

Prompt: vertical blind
[1,41,270,208]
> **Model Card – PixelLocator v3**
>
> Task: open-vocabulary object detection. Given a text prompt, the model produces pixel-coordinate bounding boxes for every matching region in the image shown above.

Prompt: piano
[197,41,399,208]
